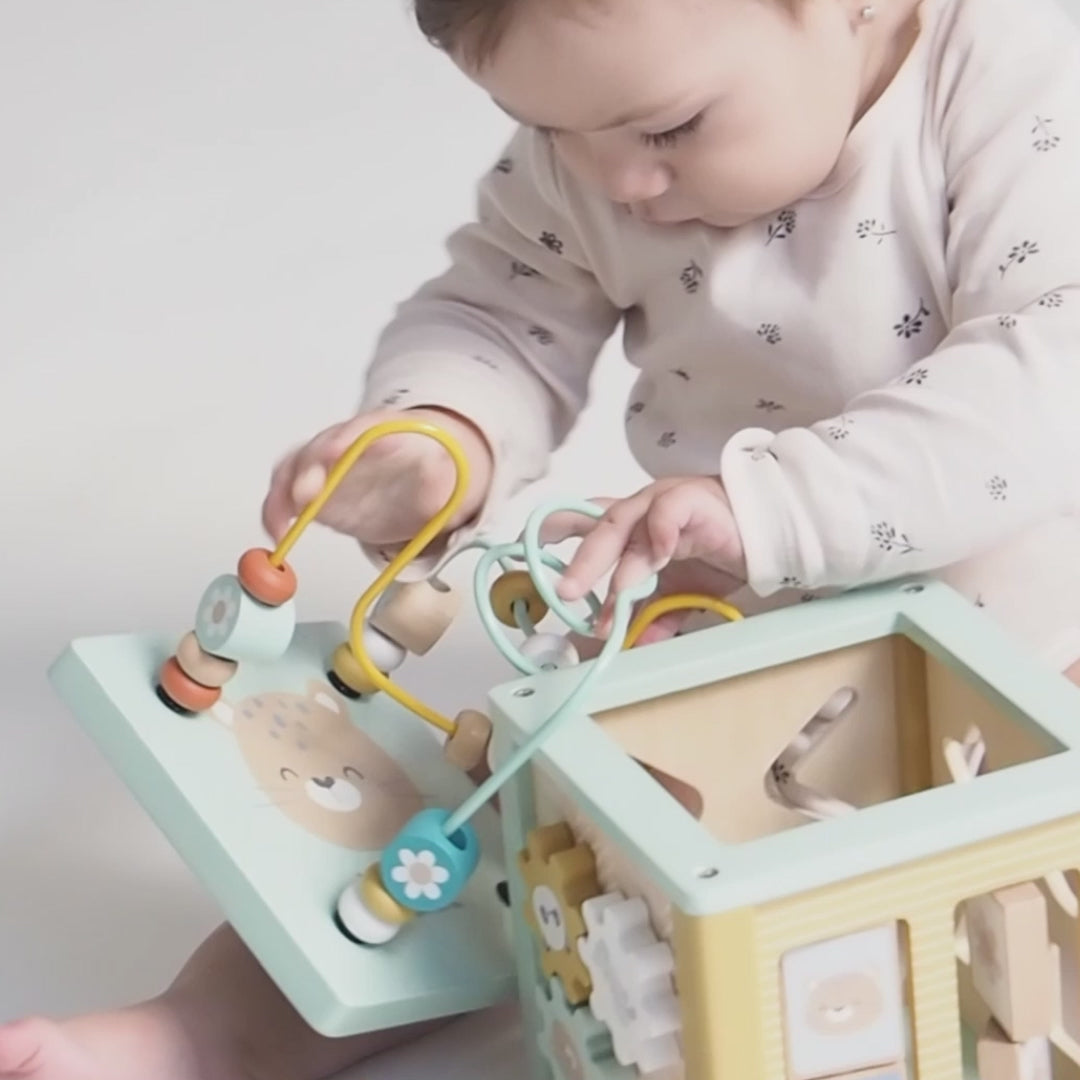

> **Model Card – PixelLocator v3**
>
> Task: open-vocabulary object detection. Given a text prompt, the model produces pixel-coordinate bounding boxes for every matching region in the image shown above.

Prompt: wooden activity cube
[45,575,1080,1078]
[488,579,1080,1080]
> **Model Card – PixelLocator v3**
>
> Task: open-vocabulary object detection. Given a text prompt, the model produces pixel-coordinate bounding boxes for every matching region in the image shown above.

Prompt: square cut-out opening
[591,633,1063,845]
[955,872,1080,1078]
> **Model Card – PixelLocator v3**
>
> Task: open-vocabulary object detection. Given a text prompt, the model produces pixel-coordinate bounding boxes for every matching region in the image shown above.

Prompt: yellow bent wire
[625,593,744,649]
[271,419,470,736]
[268,418,745,737]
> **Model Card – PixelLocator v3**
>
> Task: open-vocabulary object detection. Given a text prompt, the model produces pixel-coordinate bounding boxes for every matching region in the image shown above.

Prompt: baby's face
[465,0,875,228]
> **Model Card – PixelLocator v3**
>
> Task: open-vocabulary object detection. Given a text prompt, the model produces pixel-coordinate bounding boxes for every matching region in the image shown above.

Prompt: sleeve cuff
[720,427,825,596]
[357,350,553,580]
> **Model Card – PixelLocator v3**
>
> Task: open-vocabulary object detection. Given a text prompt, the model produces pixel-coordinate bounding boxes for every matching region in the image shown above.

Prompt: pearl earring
[859,4,877,19]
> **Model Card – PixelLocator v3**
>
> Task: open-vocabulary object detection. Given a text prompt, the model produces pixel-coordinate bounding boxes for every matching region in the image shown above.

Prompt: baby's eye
[640,111,705,149]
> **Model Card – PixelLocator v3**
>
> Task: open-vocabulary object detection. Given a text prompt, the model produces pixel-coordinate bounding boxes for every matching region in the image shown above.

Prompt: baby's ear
[210,698,235,727]
[307,679,343,714]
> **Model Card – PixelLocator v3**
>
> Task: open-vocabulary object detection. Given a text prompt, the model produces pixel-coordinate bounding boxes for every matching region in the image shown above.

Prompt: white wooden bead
[360,623,407,672]
[520,633,580,671]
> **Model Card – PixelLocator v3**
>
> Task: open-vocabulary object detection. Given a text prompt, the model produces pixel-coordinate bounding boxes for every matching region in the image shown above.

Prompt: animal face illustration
[211,680,422,850]
[804,971,885,1036]
[781,924,905,1079]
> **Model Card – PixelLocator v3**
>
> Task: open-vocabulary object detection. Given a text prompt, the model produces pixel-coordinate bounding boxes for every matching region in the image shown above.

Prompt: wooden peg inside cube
[976,1018,1052,1080]
[370,578,460,655]
[966,882,1055,1042]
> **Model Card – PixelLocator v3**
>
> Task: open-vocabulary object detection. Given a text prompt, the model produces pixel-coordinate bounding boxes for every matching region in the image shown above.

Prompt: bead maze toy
[47,420,1080,1078]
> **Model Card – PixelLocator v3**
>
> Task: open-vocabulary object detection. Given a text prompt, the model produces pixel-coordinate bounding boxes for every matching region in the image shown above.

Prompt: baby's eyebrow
[492,96,690,134]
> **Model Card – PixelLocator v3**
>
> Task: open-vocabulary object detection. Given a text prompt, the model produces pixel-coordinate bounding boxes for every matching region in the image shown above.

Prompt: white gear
[576,891,683,1075]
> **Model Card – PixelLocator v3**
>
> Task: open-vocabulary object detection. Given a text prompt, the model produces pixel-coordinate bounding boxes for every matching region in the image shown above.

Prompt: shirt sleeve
[720,0,1080,597]
[357,126,621,574]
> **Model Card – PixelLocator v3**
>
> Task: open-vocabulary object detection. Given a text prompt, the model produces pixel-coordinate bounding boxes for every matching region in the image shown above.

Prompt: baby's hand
[261,407,494,548]
[544,476,747,636]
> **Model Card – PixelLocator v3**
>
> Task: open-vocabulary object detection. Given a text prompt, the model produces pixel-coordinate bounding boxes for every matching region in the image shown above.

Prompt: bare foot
[0,1000,213,1080]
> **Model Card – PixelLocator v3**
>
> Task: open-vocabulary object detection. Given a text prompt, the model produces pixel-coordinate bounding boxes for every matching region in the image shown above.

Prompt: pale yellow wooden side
[672,906,768,1079]
[676,815,1080,1079]
[594,638,905,843]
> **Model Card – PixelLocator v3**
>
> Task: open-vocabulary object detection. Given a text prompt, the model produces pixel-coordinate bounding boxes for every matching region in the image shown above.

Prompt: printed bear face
[803,971,885,1036]
[780,923,905,1079]
[211,680,422,851]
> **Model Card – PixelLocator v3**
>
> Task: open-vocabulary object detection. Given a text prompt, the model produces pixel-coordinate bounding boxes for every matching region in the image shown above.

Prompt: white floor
[0,1,643,1075]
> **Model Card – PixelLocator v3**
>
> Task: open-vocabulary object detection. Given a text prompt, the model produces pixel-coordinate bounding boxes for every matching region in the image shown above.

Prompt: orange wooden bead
[237,548,297,606]
[158,656,221,713]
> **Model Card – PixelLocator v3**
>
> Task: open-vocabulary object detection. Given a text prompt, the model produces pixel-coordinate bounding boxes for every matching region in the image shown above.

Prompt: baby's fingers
[557,513,636,601]
[535,498,615,546]
[608,537,666,598]
[262,450,303,541]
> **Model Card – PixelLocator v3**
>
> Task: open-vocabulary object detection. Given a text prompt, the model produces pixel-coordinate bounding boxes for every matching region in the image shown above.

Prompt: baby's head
[416,0,905,227]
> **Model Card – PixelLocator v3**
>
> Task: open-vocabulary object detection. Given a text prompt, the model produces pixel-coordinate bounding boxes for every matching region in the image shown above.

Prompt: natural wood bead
[158,656,220,712]
[443,710,493,773]
[359,864,415,927]
[329,642,381,697]
[175,631,238,688]
[489,570,548,628]
[237,548,297,606]
[370,578,461,655]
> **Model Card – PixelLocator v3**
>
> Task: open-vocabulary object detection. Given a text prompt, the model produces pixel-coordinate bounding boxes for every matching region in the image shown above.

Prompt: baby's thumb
[291,463,328,507]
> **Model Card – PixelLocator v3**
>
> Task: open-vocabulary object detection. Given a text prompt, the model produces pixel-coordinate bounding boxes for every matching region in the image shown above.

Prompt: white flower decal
[198,583,238,647]
[390,848,450,901]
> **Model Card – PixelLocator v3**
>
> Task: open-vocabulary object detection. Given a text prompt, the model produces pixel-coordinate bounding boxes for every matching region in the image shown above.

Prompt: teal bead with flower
[380,808,480,914]
[194,573,296,663]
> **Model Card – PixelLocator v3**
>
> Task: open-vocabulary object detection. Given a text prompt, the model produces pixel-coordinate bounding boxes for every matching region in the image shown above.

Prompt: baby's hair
[414,0,800,68]
[413,0,591,67]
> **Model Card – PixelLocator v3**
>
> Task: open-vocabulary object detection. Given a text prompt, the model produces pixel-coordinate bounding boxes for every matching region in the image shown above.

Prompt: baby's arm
[720,0,1080,596]
[359,126,621,566]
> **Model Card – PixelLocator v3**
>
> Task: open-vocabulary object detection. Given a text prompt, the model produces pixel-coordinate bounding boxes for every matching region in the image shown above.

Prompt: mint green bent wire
[474,543,603,676]
[522,499,616,637]
[442,499,659,837]
[442,574,654,836]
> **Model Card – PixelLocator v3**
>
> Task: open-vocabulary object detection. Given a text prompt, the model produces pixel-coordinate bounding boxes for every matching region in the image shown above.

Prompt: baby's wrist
[402,405,495,522]
[404,406,493,469]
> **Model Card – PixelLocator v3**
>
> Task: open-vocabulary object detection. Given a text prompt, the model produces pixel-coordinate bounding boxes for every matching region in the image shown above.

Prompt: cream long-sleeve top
[360,0,1080,615]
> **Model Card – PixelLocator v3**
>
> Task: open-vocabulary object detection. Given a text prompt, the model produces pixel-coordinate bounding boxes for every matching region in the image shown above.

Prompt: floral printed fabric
[359,0,1080,661]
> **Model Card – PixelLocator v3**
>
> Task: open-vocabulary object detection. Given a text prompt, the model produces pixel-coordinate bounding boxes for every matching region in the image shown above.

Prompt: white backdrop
[0,2,645,1076]
[9,1,1080,1076]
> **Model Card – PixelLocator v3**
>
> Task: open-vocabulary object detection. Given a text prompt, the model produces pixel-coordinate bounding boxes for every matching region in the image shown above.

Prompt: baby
[6,0,1080,1077]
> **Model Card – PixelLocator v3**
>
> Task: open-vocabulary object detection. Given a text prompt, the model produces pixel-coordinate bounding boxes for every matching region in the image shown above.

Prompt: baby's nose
[601,159,672,206]
[604,163,669,205]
